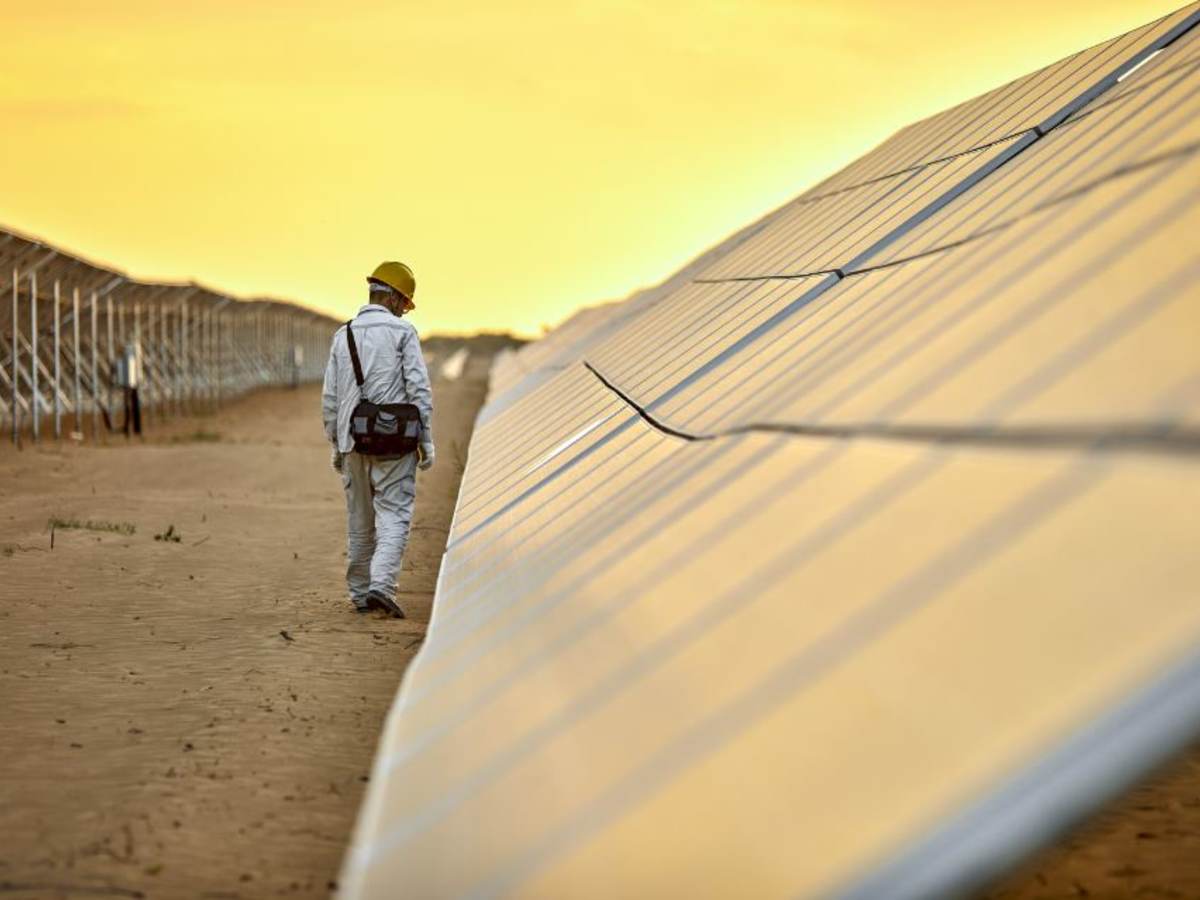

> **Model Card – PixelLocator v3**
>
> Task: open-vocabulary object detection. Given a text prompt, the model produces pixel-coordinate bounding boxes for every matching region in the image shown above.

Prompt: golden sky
[0,0,1184,335]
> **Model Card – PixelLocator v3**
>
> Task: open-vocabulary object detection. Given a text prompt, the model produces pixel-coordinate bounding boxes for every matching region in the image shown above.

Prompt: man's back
[322,304,433,454]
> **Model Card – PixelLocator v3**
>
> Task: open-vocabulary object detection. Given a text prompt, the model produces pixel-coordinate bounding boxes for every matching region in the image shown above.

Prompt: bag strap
[344,319,368,400]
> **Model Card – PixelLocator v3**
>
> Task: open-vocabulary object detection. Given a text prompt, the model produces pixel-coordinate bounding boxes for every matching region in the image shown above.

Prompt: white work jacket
[322,304,433,454]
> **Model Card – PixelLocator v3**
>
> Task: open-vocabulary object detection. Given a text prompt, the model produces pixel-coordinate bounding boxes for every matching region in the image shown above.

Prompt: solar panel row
[342,6,1200,897]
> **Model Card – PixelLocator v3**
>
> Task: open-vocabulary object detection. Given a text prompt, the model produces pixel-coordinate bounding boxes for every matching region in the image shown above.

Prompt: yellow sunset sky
[0,1,1184,335]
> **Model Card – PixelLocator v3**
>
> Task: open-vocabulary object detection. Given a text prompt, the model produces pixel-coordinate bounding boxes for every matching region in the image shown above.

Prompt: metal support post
[72,287,81,433]
[91,291,99,439]
[11,268,18,444]
[180,300,189,411]
[215,310,222,408]
[30,271,39,443]
[53,280,62,439]
[106,294,115,428]
[161,301,170,414]
[145,303,155,418]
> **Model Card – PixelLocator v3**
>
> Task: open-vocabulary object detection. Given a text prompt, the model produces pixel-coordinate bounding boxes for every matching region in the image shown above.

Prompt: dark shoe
[366,590,405,619]
[351,596,372,614]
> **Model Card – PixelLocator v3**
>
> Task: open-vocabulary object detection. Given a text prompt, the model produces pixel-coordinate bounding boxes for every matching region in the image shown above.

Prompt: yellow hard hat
[368,261,417,311]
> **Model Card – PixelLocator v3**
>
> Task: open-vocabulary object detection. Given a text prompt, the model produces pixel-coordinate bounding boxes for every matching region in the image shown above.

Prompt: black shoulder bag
[344,319,422,458]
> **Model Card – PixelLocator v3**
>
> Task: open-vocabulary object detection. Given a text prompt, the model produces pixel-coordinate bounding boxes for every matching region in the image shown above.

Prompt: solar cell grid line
[807,5,1194,200]
[454,367,611,497]
[475,366,572,429]
[577,281,747,376]
[425,428,733,648]
[937,22,1145,152]
[379,438,821,772]
[858,138,1200,286]
[585,280,788,394]
[671,220,1199,449]
[566,280,730,366]
[1065,28,1200,124]
[590,282,805,413]
[542,202,808,374]
[417,434,696,672]
[359,437,921,855]
[511,211,1195,602]
[463,370,628,476]
[804,36,1082,195]
[865,53,1200,270]
[449,415,635,545]
[588,280,795,388]
[801,143,1023,275]
[819,57,1059,193]
[451,383,625,525]
[350,444,1123,897]
[444,408,649,551]
[614,162,1185,441]
[653,264,921,434]
[476,328,644,432]
[456,383,601,496]
[703,180,904,279]
[468,456,1191,900]
[825,3,1200,202]
[437,423,679,595]
[711,176,889,273]
[814,166,1200,430]
[422,437,757,656]
[1036,6,1200,137]
[672,145,1200,433]
[589,274,844,432]
[467,361,602,456]
[795,162,981,270]
[674,152,1199,437]
[697,138,1027,282]
[696,171,919,280]
[831,131,1041,275]
[392,437,822,721]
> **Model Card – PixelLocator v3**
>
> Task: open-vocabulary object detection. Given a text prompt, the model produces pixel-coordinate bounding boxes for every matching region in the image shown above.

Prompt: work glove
[331,446,344,473]
[418,441,435,471]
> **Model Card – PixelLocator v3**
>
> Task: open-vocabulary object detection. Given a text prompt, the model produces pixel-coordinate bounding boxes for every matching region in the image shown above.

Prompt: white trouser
[341,452,417,602]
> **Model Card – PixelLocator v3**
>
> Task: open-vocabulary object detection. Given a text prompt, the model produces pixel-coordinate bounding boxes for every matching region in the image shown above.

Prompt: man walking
[322,261,434,617]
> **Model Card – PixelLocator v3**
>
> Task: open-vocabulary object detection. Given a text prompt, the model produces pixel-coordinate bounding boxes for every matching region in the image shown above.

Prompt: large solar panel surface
[341,6,1200,897]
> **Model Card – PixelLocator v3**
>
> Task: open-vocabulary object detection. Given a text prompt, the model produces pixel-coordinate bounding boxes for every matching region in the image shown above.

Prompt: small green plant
[48,516,137,536]
[154,524,182,543]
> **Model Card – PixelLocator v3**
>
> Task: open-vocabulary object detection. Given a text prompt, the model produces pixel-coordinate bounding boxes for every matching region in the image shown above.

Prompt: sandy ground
[985,746,1200,899]
[2,349,1197,898]
[0,357,491,900]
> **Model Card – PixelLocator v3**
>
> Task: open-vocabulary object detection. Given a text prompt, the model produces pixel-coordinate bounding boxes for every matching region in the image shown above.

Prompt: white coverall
[321,304,434,605]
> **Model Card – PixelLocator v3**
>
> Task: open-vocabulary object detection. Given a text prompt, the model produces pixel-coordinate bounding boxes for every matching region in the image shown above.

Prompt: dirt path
[0,357,491,899]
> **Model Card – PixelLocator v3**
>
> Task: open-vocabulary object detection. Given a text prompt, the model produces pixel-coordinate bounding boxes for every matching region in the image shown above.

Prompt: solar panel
[341,5,1200,897]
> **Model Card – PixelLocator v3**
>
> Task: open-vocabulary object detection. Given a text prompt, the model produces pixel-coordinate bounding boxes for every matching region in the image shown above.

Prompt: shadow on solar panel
[341,5,1200,898]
